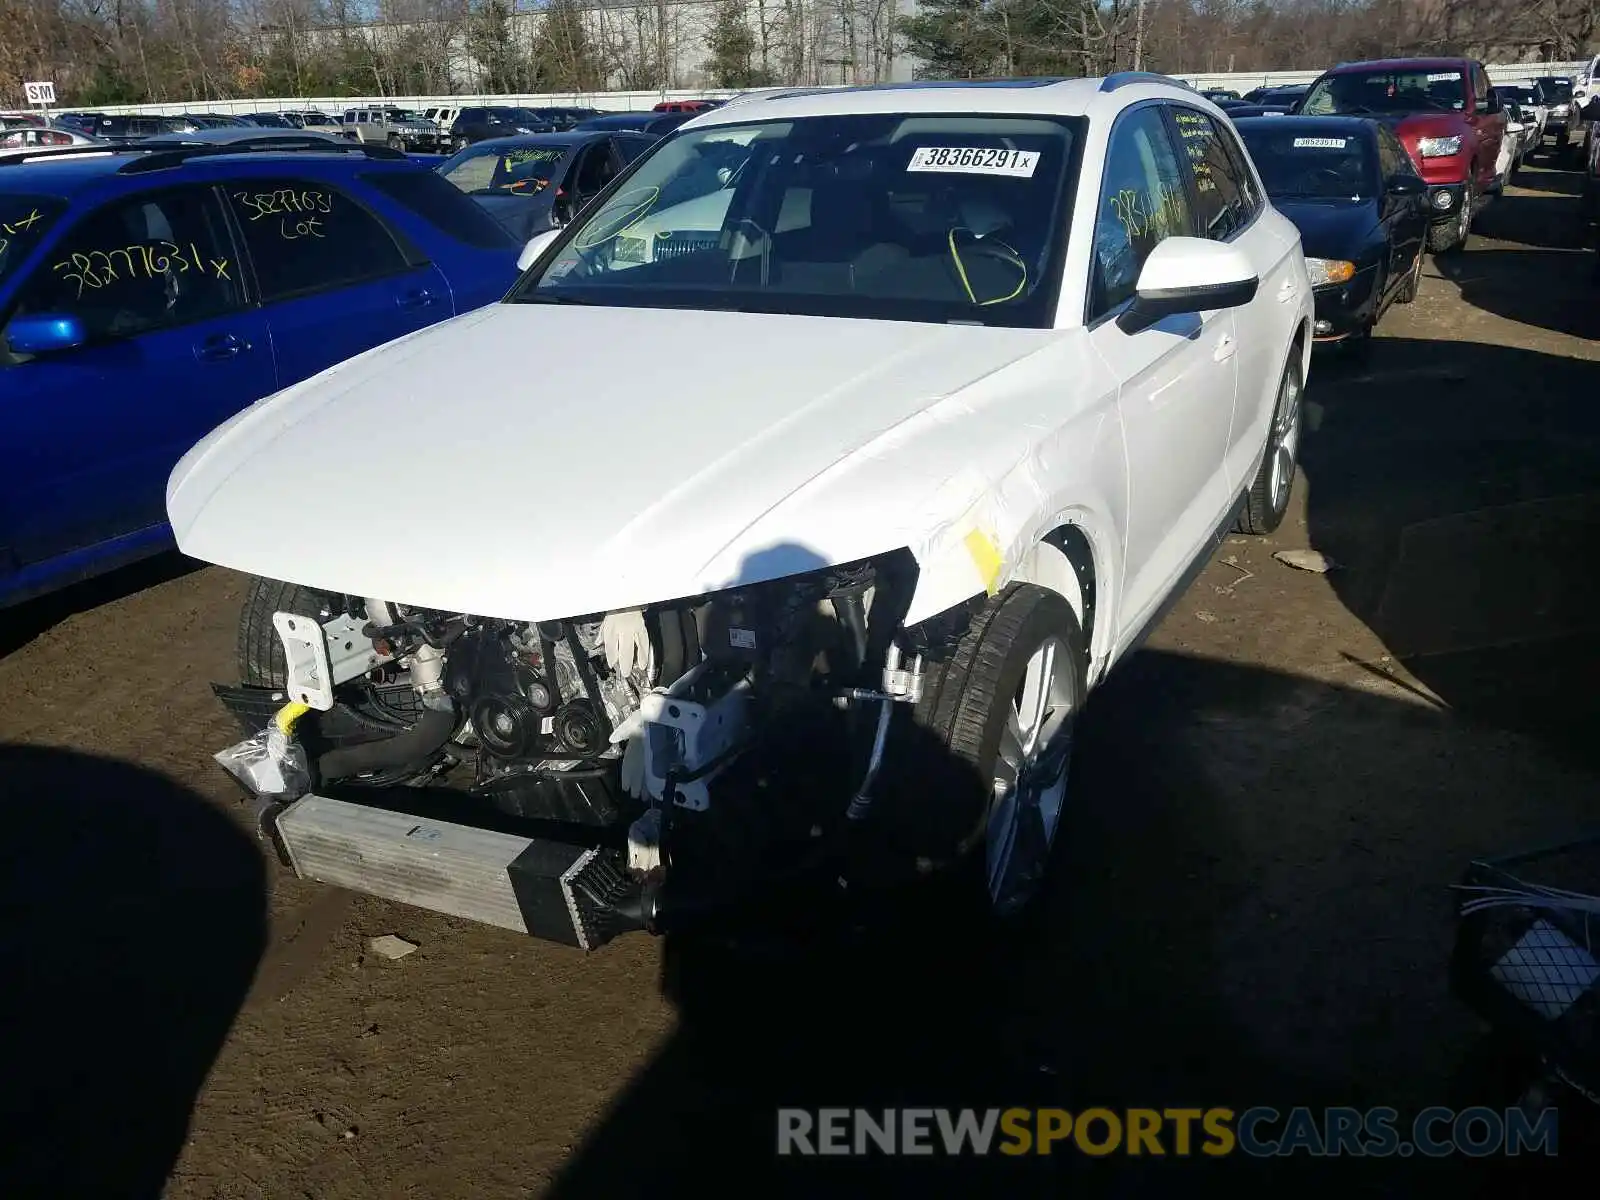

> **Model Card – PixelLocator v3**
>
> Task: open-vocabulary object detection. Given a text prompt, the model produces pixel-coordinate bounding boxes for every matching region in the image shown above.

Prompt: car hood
[167,304,1065,622]
[1268,197,1380,260]
[1372,111,1469,145]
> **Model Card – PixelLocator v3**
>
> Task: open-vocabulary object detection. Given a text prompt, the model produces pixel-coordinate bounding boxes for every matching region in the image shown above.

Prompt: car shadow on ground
[1303,335,1600,769]
[1502,163,1583,198]
[539,646,1597,1199]
[0,746,267,1196]
[0,551,203,662]
[1471,187,1586,251]
[1430,242,1598,342]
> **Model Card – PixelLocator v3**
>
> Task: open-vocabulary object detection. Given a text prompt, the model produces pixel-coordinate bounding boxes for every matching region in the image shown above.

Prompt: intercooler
[270,793,641,950]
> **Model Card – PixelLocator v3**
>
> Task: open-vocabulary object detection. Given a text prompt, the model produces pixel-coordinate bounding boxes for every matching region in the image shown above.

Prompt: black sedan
[1222,104,1294,120]
[1235,115,1429,347]
[435,130,660,242]
[1244,83,1310,107]
[446,106,554,151]
[574,111,696,137]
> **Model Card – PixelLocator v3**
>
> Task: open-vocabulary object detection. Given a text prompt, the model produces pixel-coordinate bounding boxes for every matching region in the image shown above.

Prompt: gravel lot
[1,166,1596,1198]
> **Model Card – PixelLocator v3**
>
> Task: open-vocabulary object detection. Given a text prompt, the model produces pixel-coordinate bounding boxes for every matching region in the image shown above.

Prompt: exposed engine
[217,548,946,942]
[353,552,922,839]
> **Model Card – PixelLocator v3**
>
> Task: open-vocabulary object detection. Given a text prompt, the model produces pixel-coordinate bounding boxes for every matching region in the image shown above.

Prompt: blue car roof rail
[1100,71,1187,92]
[117,138,407,174]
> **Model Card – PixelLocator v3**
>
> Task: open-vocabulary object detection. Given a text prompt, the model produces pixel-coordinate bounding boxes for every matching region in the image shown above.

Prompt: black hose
[833,591,869,669]
[316,702,456,782]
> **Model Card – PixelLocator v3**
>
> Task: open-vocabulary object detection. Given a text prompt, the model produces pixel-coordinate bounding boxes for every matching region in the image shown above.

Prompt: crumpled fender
[893,345,1128,670]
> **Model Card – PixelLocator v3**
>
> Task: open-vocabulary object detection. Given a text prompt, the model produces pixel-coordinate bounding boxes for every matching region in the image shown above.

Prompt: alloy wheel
[988,635,1077,914]
[1269,366,1303,514]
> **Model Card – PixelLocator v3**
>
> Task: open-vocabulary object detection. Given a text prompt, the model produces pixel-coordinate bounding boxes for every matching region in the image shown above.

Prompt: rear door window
[1168,106,1255,240]
[614,134,657,165]
[360,170,519,249]
[226,178,413,301]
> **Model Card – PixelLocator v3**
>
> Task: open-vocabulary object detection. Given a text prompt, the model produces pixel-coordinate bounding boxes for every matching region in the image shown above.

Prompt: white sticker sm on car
[907,147,1040,177]
[1293,137,1349,148]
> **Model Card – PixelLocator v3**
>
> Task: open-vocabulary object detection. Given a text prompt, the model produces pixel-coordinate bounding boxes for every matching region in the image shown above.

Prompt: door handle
[194,333,248,362]
[1213,333,1237,362]
[396,288,438,311]
[1277,279,1298,304]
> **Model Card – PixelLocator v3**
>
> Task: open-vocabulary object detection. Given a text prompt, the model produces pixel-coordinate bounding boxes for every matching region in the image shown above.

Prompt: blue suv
[0,141,521,607]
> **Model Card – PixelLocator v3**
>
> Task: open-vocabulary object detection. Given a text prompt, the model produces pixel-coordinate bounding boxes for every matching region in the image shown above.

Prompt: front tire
[1395,247,1423,303]
[899,584,1086,921]
[1237,352,1304,535]
[236,577,433,775]
[1428,179,1474,254]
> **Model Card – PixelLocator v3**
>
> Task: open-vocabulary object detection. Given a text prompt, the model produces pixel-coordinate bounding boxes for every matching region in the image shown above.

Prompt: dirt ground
[2,166,1597,1199]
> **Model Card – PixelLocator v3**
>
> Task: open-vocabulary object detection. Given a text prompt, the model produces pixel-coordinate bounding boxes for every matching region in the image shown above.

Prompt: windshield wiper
[520,293,596,305]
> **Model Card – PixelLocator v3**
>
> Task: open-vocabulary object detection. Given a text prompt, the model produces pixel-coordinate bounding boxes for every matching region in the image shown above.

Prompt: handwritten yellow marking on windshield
[1,209,42,235]
[233,189,333,222]
[1112,185,1187,242]
[1111,189,1149,238]
[51,241,230,299]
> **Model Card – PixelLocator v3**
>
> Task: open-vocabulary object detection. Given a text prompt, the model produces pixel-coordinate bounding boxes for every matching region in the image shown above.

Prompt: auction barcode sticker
[1427,72,1461,82]
[1293,137,1349,149]
[907,146,1040,177]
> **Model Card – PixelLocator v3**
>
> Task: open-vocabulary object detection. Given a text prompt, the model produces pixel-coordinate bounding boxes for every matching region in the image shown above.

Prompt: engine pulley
[554,700,606,757]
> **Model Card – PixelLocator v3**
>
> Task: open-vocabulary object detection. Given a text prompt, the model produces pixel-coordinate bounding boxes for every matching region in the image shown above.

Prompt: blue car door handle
[194,332,249,362]
[396,288,438,311]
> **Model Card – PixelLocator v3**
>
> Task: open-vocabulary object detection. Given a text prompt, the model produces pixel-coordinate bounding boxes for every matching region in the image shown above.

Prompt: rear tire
[1236,352,1303,535]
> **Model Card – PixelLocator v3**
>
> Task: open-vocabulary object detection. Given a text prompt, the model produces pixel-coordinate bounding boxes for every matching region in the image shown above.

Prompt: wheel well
[1016,523,1098,651]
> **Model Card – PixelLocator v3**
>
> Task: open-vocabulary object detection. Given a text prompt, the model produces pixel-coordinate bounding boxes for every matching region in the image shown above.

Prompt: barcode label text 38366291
[906,146,1041,178]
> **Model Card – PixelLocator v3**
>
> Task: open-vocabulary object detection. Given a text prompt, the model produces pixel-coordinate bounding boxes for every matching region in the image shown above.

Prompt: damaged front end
[214,548,977,948]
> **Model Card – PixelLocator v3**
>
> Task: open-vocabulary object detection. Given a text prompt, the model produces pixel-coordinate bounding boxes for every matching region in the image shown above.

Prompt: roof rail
[1100,71,1185,92]
[0,143,124,167]
[717,86,831,109]
[117,138,406,174]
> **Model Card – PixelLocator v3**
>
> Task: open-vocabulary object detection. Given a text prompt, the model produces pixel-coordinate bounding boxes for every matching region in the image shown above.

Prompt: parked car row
[0,138,521,606]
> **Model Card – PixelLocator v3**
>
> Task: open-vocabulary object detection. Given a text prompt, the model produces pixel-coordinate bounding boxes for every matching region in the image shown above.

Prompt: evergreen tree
[706,1,761,87]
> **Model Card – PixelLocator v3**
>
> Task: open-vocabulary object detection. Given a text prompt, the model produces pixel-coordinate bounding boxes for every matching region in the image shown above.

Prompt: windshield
[1538,78,1574,102]
[1237,129,1377,199]
[386,109,423,122]
[514,113,1081,326]
[1499,86,1536,104]
[1303,68,1466,114]
[440,144,572,195]
[0,195,63,287]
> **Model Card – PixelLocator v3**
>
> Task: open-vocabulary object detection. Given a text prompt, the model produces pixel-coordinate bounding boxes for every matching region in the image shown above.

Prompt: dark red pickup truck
[1297,57,1507,253]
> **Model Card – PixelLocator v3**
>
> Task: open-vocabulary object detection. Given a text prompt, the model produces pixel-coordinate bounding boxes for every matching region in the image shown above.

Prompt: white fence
[39,61,1591,118]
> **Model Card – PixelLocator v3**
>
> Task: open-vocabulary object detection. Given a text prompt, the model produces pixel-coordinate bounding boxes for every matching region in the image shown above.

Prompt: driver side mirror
[1117,238,1259,335]
[1385,173,1427,197]
[6,312,87,356]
